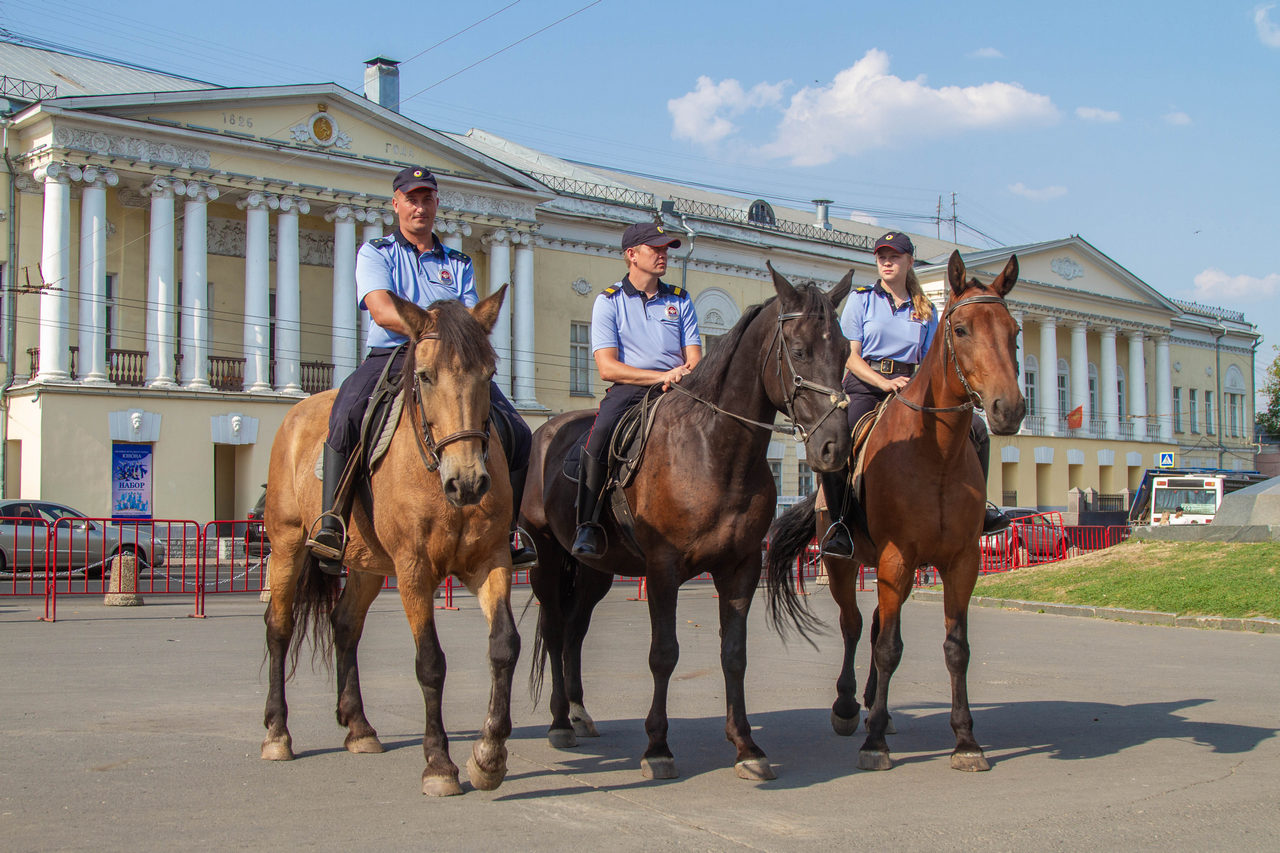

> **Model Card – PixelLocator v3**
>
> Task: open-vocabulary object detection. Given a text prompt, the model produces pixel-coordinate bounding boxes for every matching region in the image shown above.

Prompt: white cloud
[667,76,785,146]
[1076,106,1121,122]
[1193,268,1280,301]
[1255,4,1280,47]
[848,210,879,226]
[1164,111,1192,125]
[754,50,1057,166]
[1009,182,1067,201]
[969,47,1004,59]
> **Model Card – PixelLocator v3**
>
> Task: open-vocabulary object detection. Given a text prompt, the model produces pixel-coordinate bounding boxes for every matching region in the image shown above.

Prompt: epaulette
[854,285,873,293]
[443,245,471,264]
[667,285,689,299]
[369,236,394,248]
[602,285,622,298]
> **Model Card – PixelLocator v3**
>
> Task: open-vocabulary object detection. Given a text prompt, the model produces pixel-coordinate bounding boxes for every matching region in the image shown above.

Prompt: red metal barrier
[0,516,54,619]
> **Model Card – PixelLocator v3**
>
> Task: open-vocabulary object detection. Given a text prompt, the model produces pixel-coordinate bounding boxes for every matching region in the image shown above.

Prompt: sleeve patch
[602,285,621,298]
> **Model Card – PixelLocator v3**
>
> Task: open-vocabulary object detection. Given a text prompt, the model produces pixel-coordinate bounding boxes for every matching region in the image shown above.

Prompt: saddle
[817,393,894,553]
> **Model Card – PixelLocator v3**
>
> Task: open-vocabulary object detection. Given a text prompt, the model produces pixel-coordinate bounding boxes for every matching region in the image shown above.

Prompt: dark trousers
[843,373,990,479]
[327,346,530,472]
[583,383,648,465]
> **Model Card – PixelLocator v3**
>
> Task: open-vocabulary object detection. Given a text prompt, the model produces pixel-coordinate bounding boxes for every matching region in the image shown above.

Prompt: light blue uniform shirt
[355,230,477,350]
[840,282,938,364]
[590,277,701,371]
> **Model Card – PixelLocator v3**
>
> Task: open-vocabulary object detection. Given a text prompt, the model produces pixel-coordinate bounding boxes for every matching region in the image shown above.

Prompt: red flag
[1066,405,1084,429]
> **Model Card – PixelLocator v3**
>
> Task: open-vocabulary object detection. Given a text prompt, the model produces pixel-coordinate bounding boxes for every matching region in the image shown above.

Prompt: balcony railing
[1023,415,1047,436]
[1118,421,1135,440]
[26,347,332,394]
[209,356,246,391]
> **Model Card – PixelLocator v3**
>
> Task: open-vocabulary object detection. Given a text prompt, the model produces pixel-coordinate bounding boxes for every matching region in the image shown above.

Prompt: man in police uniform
[571,222,702,559]
[306,165,536,573]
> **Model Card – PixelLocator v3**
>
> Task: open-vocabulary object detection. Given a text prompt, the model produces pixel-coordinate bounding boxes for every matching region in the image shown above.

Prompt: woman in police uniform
[821,232,1007,557]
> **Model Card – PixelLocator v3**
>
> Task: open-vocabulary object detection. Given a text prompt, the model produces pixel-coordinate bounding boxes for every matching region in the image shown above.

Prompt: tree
[1258,346,1280,440]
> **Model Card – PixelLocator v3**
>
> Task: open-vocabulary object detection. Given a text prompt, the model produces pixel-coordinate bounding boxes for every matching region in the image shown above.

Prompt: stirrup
[819,520,854,558]
[511,526,538,569]
[305,511,348,561]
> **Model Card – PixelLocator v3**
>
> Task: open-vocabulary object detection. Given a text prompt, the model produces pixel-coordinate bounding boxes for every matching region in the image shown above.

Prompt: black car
[246,485,270,558]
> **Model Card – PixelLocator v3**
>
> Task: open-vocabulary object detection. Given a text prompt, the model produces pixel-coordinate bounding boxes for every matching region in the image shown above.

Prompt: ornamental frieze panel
[206,217,334,267]
[438,190,538,223]
[51,127,212,169]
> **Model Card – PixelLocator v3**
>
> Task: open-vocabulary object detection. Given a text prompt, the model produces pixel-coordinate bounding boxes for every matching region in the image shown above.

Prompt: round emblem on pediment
[290,111,352,150]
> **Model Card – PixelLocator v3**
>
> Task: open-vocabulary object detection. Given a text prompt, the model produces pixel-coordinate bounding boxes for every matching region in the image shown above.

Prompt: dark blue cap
[392,166,438,194]
[622,222,681,250]
[873,232,915,255]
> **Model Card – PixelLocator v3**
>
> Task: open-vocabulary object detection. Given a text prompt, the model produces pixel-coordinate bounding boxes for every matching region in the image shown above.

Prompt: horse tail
[286,552,342,679]
[765,492,825,647]
[527,550,575,704]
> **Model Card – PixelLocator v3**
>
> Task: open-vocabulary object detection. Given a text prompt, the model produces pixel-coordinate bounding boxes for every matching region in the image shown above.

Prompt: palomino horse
[767,250,1024,772]
[261,288,520,797]
[522,264,853,781]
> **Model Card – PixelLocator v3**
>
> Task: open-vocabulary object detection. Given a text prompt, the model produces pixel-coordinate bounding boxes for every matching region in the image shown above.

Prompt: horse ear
[947,250,968,298]
[387,290,432,337]
[766,260,799,305]
[991,254,1019,297]
[471,284,507,334]
[828,268,854,307]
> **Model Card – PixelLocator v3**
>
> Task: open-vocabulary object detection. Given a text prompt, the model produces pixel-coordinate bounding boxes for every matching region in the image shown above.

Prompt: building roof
[0,38,218,100]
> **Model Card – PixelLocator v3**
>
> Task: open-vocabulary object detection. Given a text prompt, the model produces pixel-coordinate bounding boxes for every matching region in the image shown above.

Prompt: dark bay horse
[767,251,1024,772]
[522,264,852,781]
[261,288,520,797]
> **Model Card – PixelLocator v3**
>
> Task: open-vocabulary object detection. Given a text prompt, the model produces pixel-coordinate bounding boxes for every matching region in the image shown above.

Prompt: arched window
[1056,358,1070,423]
[747,200,776,226]
[1023,354,1039,416]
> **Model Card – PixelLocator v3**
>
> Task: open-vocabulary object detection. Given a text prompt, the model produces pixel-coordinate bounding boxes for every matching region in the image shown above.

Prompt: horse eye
[417,369,434,385]
[791,346,808,361]
[954,326,969,338]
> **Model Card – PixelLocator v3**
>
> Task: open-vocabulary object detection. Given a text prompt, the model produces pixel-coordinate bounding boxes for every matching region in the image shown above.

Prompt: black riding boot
[306,444,351,576]
[507,465,538,569]
[570,453,608,559]
[971,422,1012,534]
[820,470,855,559]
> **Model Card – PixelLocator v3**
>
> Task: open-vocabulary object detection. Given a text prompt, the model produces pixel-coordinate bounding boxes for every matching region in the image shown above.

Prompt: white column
[1070,320,1089,430]
[1010,309,1025,400]
[180,181,218,389]
[34,163,82,381]
[512,232,541,408]
[1099,325,1119,439]
[78,166,117,384]
[356,208,392,360]
[275,196,309,395]
[1155,334,1173,443]
[238,191,278,393]
[325,205,358,385]
[483,229,513,393]
[439,218,472,253]
[1127,330,1147,437]
[1037,315,1059,435]
[145,178,179,387]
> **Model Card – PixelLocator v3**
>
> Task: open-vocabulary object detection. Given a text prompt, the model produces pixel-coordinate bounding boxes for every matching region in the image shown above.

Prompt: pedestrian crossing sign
[1158,452,1175,468]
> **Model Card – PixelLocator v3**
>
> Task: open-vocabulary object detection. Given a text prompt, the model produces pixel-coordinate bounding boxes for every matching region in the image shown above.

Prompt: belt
[871,358,916,376]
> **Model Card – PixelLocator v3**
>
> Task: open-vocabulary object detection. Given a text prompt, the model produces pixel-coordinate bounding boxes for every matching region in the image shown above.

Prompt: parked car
[979,507,1069,565]
[0,500,168,576]
[246,485,270,558]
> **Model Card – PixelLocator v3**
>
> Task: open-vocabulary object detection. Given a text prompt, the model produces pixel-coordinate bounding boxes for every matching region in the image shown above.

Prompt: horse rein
[894,293,1010,415]
[406,332,491,473]
[671,305,849,442]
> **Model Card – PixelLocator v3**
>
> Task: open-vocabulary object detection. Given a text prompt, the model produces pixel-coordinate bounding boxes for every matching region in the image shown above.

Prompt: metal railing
[527,173,657,209]
[669,197,877,250]
[1097,493,1127,512]
[1023,415,1048,436]
[0,75,56,101]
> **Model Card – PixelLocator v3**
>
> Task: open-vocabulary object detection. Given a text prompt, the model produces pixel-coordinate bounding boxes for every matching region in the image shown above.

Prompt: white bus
[1148,475,1224,524]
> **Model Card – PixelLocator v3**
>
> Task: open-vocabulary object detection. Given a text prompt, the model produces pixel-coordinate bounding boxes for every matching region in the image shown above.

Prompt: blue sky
[6,0,1279,393]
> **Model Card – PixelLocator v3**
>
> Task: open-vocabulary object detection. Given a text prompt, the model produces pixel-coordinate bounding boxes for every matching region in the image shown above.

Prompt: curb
[910,589,1280,634]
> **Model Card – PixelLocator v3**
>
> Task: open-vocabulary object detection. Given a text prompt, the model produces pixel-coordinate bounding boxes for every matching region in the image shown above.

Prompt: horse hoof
[260,737,294,761]
[857,749,893,771]
[421,773,464,797]
[548,728,578,749]
[831,711,859,737]
[951,750,990,772]
[864,713,896,735]
[467,754,507,791]
[569,703,600,738]
[735,758,776,781]
[640,756,678,780]
[345,735,384,754]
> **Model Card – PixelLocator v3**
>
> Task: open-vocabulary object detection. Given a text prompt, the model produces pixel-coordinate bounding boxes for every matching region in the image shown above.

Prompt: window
[1088,364,1098,421]
[748,200,776,226]
[104,273,118,350]
[570,321,592,396]
[769,459,782,495]
[1173,387,1182,433]
[1023,355,1038,416]
[1189,389,1199,434]
[1056,359,1069,423]
[797,462,813,497]
[1204,391,1214,434]
[1117,367,1127,417]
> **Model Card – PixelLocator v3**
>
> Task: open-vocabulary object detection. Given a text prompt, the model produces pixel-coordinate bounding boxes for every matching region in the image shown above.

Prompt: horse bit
[406,332,491,473]
[894,293,1011,415]
[673,306,849,442]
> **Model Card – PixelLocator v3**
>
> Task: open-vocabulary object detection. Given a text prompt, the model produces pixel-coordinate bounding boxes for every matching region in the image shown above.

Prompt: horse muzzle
[441,465,491,507]
[985,394,1026,436]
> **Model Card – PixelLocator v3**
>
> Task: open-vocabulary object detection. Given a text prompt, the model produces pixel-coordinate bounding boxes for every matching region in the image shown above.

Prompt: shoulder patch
[854,285,873,293]
[668,285,688,299]
[369,236,394,248]
[602,285,622,298]
[443,246,471,264]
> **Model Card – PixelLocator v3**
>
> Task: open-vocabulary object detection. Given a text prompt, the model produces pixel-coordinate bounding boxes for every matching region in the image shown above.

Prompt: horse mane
[399,298,497,383]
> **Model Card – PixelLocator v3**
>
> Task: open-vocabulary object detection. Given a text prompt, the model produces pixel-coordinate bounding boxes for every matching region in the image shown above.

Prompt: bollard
[104,555,144,606]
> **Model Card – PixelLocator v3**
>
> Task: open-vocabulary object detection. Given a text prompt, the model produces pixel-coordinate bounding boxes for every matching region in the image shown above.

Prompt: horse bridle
[406,332,491,473]
[895,293,1011,415]
[672,304,849,442]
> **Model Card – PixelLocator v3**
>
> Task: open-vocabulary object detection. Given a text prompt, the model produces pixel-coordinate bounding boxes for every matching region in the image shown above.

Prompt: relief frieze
[51,127,212,169]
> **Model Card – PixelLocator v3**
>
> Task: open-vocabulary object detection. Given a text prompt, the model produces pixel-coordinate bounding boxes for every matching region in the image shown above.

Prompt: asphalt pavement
[2,580,1277,851]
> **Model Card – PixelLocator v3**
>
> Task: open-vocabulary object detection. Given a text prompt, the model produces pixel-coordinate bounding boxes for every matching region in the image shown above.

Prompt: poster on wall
[112,443,153,519]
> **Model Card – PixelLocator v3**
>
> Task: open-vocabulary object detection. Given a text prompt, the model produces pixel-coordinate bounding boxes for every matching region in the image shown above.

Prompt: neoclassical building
[0,41,1259,521]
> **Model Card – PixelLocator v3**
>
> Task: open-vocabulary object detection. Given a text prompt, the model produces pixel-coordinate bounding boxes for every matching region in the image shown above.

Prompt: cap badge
[413,170,423,177]
[656,226,664,233]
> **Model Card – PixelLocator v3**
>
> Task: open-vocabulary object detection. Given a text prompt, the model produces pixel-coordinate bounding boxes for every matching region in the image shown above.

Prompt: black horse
[521,264,852,781]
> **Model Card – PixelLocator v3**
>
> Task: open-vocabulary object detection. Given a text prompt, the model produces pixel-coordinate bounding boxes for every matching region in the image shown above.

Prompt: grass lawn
[959,540,1280,619]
